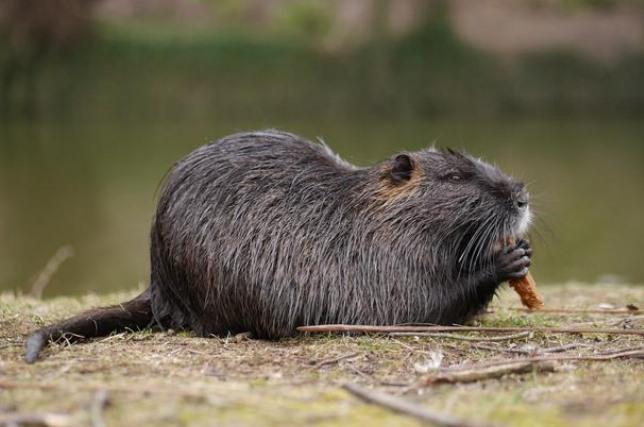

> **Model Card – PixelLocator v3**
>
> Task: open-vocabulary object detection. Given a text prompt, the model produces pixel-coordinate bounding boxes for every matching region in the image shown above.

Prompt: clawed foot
[494,239,532,282]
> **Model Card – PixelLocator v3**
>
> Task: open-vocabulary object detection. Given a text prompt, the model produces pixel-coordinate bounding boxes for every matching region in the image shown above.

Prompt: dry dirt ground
[1,284,643,427]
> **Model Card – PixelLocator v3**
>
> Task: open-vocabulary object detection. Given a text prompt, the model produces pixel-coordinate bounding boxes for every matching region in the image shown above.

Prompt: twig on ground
[343,383,494,427]
[389,338,417,352]
[389,331,531,342]
[379,380,410,387]
[29,245,74,299]
[452,347,644,371]
[0,412,72,426]
[504,346,539,355]
[471,342,584,356]
[90,389,110,427]
[345,365,372,380]
[312,352,360,368]
[542,343,584,353]
[97,333,127,343]
[509,307,640,315]
[404,347,643,393]
[421,360,556,385]
[297,324,644,336]
[469,343,501,352]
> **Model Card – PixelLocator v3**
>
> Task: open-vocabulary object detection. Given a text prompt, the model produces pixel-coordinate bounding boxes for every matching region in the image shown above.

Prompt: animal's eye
[440,171,467,183]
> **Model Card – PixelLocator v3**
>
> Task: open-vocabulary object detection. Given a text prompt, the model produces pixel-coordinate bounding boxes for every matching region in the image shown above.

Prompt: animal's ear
[389,154,414,184]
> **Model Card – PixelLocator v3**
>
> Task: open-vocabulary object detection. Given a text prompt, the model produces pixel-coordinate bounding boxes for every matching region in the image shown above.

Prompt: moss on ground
[1,284,642,426]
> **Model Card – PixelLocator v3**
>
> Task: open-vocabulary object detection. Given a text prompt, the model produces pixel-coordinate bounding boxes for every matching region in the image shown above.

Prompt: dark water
[1,118,642,296]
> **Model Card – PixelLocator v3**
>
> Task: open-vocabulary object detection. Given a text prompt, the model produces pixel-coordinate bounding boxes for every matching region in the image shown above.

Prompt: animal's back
[150,130,381,338]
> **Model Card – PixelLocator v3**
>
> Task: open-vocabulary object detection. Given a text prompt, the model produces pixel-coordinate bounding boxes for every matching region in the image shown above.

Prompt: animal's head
[379,148,531,266]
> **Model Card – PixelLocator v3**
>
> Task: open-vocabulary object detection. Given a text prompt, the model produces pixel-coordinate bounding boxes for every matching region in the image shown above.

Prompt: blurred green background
[1,0,643,296]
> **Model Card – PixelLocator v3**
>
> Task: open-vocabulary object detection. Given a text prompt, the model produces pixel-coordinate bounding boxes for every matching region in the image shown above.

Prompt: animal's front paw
[494,239,532,283]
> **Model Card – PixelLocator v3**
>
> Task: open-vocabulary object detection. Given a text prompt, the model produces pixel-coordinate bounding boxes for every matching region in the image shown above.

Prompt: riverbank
[1,283,642,426]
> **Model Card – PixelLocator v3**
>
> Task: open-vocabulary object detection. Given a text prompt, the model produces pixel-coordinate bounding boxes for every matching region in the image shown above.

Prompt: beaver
[25,130,533,363]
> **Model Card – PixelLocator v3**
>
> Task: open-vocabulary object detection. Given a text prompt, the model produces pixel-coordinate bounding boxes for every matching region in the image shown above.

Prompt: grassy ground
[1,284,642,427]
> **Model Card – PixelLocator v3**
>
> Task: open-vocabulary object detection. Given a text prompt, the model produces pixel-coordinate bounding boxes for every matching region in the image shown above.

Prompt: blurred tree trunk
[0,0,98,118]
[369,0,447,114]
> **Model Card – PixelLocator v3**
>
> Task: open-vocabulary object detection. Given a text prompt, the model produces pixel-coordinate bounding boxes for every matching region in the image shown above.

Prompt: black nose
[513,184,529,209]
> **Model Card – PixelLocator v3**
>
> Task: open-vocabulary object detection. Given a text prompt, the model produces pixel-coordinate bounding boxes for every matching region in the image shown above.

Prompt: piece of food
[509,271,544,310]
[506,237,544,310]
